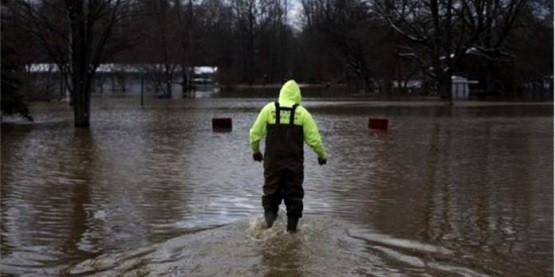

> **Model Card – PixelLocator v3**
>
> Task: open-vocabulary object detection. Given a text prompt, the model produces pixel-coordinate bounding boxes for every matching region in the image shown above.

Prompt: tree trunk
[70,0,90,127]
[438,74,453,103]
[165,80,172,98]
[181,65,188,94]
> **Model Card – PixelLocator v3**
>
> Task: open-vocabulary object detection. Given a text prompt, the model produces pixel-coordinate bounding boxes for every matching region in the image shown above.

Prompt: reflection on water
[1,97,553,276]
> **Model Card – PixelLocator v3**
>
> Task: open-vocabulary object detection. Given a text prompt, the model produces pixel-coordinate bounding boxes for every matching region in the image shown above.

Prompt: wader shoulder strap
[289,104,298,125]
[274,102,281,124]
[274,102,299,125]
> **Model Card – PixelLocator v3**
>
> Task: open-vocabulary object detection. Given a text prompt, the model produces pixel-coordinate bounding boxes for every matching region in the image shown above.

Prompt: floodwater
[1,95,553,276]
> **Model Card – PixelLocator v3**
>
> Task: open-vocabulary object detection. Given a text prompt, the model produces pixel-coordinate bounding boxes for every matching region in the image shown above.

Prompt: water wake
[68,216,493,276]
[68,216,377,276]
[246,216,288,241]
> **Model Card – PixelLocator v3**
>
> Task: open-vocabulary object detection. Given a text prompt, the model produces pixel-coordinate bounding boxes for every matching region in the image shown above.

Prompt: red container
[212,118,232,132]
[368,118,388,131]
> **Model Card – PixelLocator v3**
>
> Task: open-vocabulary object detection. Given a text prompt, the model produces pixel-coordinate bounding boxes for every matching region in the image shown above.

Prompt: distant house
[191,67,218,87]
[452,76,479,100]
[391,76,478,99]
[451,49,549,99]
[25,63,218,99]
[24,63,67,100]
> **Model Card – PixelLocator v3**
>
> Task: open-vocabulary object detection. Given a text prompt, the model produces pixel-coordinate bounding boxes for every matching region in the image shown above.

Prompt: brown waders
[263,102,304,232]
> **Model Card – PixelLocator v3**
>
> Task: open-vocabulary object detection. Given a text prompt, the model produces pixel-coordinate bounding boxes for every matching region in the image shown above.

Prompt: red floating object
[368,118,388,131]
[212,118,232,132]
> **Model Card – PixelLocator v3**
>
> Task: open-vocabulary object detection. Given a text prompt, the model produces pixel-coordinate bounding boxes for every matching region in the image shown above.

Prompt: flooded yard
[1,97,553,276]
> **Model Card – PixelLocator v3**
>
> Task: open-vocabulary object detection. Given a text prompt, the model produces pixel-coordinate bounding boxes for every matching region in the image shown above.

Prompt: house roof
[25,63,218,74]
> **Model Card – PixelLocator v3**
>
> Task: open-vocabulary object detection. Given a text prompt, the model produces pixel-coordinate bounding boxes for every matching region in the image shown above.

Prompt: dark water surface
[1,97,553,276]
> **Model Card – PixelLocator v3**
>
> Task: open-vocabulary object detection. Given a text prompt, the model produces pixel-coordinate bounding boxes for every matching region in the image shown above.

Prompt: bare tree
[8,0,546,102]
[373,0,526,101]
[232,0,260,84]
[257,0,290,83]
[194,0,236,87]
[1,0,32,120]
[12,0,132,127]
[174,0,197,94]
[505,0,553,99]
[134,0,182,97]
[301,0,387,93]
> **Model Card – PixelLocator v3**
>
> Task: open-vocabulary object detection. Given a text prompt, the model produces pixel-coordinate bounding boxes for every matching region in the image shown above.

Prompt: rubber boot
[287,217,299,233]
[264,210,277,228]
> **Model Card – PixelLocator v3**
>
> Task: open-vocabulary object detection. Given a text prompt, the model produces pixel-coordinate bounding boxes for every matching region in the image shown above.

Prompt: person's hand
[253,152,263,162]
[318,157,327,165]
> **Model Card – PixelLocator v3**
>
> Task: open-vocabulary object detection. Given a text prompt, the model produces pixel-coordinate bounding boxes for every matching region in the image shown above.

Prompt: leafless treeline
[2,0,553,125]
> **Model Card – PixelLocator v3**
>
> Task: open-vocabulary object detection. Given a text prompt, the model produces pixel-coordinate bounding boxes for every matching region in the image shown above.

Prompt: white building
[452,76,479,100]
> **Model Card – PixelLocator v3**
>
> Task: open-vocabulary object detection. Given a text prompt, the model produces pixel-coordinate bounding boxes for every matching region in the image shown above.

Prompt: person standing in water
[249,80,327,232]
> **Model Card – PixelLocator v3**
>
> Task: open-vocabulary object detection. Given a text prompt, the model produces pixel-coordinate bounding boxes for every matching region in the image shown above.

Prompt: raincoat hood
[278,80,302,105]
